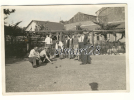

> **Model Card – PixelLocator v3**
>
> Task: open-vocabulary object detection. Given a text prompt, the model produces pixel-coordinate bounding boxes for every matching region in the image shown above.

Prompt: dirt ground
[5,54,126,92]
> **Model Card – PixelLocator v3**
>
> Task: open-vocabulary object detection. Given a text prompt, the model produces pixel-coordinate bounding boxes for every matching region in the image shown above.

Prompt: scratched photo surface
[2,4,128,94]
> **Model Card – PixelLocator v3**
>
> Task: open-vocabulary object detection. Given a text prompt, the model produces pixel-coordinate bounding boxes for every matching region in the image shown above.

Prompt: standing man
[78,32,85,61]
[68,35,73,59]
[28,46,40,68]
[80,32,92,65]
[45,34,53,58]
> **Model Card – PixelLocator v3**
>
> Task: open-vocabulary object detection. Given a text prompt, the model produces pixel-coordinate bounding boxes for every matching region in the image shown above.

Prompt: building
[95,7,125,43]
[64,12,100,30]
[96,7,125,29]
[25,20,64,32]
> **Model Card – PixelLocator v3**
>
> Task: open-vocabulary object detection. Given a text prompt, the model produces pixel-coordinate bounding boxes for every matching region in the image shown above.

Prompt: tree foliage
[4,9,15,15]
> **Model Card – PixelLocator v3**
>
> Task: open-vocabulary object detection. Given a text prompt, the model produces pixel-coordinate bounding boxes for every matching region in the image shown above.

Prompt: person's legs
[74,44,78,59]
[29,57,37,67]
[36,59,39,66]
[87,55,91,64]
[81,51,87,64]
[79,43,82,61]
[28,57,33,64]
[40,56,45,62]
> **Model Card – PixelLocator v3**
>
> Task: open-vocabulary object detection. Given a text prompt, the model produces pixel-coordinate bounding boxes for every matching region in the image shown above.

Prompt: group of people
[28,31,92,68]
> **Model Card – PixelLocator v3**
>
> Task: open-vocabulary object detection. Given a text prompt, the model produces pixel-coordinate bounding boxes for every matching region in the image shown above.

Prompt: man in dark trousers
[63,35,69,58]
[68,35,74,59]
[80,32,92,65]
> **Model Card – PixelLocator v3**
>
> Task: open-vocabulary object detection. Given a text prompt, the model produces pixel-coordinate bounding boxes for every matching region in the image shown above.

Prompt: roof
[115,22,125,29]
[95,7,109,14]
[64,12,97,24]
[25,20,64,31]
[81,24,100,30]
[108,21,125,29]
[77,12,96,17]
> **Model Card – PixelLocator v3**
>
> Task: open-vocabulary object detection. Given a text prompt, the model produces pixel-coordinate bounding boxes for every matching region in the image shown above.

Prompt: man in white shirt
[45,34,53,58]
[40,47,52,64]
[28,46,40,68]
[45,34,52,48]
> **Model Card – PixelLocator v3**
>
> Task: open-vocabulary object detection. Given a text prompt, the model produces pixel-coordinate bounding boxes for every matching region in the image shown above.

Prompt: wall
[64,21,98,30]
[25,21,36,31]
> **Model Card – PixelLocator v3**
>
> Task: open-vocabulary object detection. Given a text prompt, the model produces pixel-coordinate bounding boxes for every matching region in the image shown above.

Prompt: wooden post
[100,34,102,55]
[92,31,94,55]
[27,32,30,52]
[115,32,116,41]
[114,32,117,54]
[60,32,62,41]
[56,32,59,41]
[92,31,94,46]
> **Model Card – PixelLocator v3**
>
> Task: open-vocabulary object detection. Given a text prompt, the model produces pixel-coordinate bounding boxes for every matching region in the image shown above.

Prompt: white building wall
[25,21,36,31]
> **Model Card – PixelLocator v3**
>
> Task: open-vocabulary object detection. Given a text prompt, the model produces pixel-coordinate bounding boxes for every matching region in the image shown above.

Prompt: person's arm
[50,38,52,44]
[44,50,53,63]
[45,55,53,63]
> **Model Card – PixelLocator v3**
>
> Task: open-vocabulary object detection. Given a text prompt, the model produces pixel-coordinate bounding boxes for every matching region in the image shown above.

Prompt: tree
[4,9,15,21]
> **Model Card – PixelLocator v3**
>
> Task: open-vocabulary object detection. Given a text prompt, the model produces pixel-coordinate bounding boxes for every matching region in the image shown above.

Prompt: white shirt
[29,49,39,58]
[69,38,72,44]
[81,35,85,42]
[40,50,47,57]
[45,37,52,44]
[55,43,59,50]
[78,37,82,42]
[66,39,68,43]
[59,41,63,47]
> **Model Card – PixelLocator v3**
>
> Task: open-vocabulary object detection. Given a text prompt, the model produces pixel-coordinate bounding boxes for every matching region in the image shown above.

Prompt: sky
[4,5,102,28]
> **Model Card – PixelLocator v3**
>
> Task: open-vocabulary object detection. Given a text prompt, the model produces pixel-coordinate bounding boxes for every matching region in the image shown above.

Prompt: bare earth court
[5,54,126,92]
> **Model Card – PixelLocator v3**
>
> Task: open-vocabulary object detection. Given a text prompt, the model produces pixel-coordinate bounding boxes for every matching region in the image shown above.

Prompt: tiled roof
[108,21,125,29]
[33,20,64,30]
[25,20,64,31]
[64,12,97,24]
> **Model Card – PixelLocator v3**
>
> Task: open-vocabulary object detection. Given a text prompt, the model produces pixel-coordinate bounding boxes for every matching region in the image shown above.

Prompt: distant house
[64,12,100,30]
[25,20,64,32]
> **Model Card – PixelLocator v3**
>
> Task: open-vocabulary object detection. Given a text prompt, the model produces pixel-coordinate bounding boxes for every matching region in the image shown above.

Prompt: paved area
[5,54,126,92]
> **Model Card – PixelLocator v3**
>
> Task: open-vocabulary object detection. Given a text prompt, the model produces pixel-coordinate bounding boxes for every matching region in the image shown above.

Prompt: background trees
[4,9,26,57]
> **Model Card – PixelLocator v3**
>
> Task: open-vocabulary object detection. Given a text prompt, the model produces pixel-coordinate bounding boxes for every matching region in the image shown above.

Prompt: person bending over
[40,47,53,64]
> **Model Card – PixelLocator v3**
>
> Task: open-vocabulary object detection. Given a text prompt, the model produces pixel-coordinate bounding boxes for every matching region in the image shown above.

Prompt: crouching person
[28,46,40,68]
[39,47,53,64]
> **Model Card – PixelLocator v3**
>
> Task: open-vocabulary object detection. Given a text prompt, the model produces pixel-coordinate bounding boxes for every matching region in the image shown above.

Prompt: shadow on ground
[5,57,28,65]
[89,82,99,91]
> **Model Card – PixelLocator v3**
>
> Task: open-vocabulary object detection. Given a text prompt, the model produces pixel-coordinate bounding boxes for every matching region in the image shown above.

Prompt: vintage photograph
[2,4,128,94]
